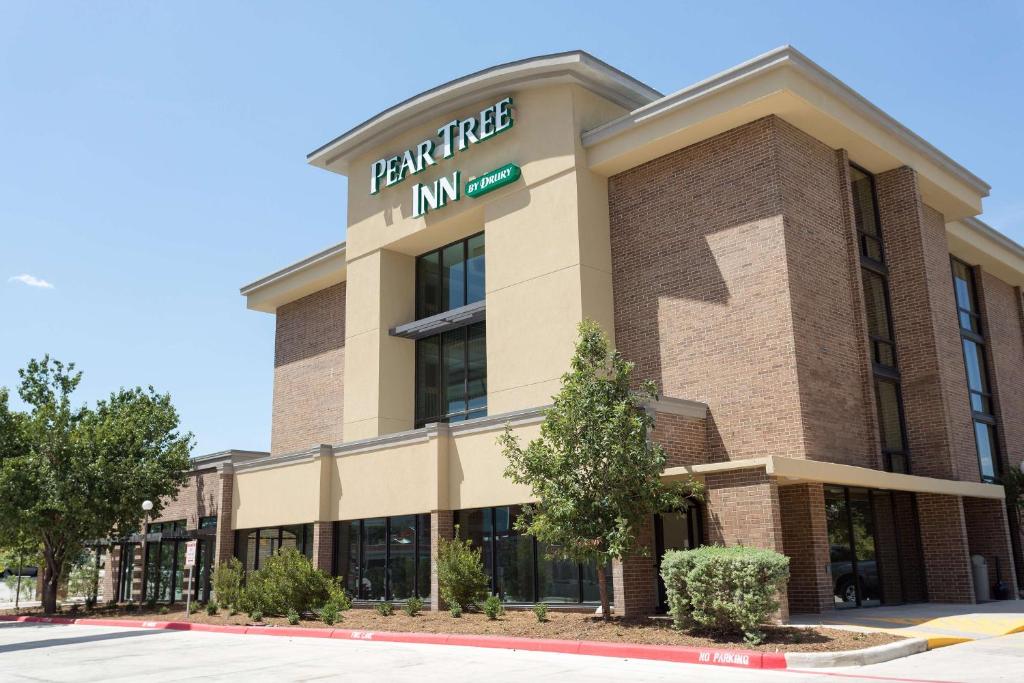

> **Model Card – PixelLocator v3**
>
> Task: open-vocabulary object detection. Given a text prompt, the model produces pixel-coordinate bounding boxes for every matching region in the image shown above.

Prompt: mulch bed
[2,605,900,653]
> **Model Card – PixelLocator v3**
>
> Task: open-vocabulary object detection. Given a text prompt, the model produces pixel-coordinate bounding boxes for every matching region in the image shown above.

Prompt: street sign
[185,540,197,568]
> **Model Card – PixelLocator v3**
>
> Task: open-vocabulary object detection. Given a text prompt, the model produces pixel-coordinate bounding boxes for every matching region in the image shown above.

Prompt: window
[142,520,187,603]
[415,232,485,319]
[850,164,909,473]
[951,258,999,482]
[198,516,217,530]
[234,525,313,573]
[455,506,613,605]
[334,515,431,601]
[415,321,486,427]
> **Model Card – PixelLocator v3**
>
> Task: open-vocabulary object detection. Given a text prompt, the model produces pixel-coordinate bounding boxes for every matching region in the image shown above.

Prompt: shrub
[211,558,244,609]
[321,602,339,626]
[158,606,169,615]
[449,604,462,618]
[237,548,335,616]
[661,545,789,646]
[205,602,218,616]
[437,531,490,610]
[376,601,394,616]
[482,595,504,620]
[532,603,548,623]
[287,609,300,625]
[228,606,238,616]
[188,602,199,615]
[249,608,263,622]
[324,583,352,612]
[403,597,423,616]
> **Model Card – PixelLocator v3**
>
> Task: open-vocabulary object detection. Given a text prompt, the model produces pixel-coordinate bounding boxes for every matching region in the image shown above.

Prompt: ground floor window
[234,524,313,573]
[334,515,431,601]
[143,520,187,603]
[455,506,613,605]
[654,504,703,612]
[117,543,137,602]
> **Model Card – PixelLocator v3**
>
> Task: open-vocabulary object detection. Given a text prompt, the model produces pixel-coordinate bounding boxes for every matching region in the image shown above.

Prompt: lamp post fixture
[142,500,153,512]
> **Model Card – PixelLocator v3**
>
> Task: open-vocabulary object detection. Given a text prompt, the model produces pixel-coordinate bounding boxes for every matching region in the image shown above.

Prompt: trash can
[972,554,990,602]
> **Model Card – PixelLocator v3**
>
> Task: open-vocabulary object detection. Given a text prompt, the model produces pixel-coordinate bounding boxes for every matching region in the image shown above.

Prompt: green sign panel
[465,163,521,198]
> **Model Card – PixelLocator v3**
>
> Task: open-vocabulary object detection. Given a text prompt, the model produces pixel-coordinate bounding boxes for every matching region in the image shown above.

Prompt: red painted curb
[0,615,781,669]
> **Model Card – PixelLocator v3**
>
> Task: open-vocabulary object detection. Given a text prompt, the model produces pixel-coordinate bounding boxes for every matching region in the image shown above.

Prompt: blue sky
[3,1,1022,455]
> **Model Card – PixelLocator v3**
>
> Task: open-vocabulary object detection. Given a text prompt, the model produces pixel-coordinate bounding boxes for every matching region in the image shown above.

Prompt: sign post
[184,540,197,621]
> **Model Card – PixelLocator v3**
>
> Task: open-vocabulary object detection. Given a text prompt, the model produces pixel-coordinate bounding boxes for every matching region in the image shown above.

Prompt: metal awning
[389,300,485,340]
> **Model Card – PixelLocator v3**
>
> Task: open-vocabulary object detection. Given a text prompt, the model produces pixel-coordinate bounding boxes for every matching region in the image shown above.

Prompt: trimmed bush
[376,601,394,616]
[661,545,789,645]
[321,602,339,626]
[449,604,462,618]
[211,558,244,609]
[532,603,548,623]
[205,602,218,616]
[158,606,169,615]
[324,583,352,612]
[188,601,199,615]
[403,597,423,616]
[482,595,504,620]
[249,608,263,622]
[287,609,300,625]
[437,531,490,610]
[237,548,337,616]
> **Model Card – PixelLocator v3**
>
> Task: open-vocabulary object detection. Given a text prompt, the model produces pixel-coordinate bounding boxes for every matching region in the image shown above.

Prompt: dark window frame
[850,163,910,474]
[333,515,431,602]
[415,231,485,320]
[950,257,1001,482]
[234,524,313,572]
[414,321,486,428]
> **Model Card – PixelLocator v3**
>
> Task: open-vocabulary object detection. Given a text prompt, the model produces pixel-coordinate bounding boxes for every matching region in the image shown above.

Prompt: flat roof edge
[239,240,347,297]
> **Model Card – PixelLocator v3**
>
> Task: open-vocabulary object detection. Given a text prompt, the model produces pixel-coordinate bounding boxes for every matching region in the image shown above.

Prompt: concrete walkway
[790,600,1024,648]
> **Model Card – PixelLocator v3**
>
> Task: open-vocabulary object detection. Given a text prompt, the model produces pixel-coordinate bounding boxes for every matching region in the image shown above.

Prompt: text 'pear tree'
[499,320,702,619]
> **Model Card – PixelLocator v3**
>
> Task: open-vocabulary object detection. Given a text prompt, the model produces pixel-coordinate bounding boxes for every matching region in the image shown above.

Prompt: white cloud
[8,274,55,289]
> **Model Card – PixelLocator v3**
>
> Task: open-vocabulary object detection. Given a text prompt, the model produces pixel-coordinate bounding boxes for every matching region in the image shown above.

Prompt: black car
[1,566,38,579]
[830,545,879,603]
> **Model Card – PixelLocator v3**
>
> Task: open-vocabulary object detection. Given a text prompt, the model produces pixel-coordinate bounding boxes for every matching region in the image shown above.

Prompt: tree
[0,356,192,614]
[499,320,702,619]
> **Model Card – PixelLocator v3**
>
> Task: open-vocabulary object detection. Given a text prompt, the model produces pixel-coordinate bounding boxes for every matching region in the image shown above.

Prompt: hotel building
[104,48,1024,618]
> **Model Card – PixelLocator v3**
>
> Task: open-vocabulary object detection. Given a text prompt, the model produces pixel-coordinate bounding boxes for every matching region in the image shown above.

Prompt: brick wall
[651,412,707,467]
[149,467,222,529]
[609,117,804,464]
[870,491,904,605]
[271,282,346,455]
[963,497,1019,599]
[429,510,454,611]
[776,121,874,467]
[916,493,974,603]
[874,168,975,480]
[312,521,334,573]
[891,491,928,603]
[779,483,832,614]
[612,516,657,617]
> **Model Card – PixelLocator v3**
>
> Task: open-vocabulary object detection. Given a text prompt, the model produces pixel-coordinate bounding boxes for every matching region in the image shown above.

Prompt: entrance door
[826,486,882,608]
[655,504,702,612]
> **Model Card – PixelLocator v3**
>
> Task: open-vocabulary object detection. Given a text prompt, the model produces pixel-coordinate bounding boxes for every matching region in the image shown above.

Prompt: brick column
[916,493,975,603]
[963,497,1019,600]
[875,167,975,480]
[703,467,788,621]
[213,464,235,567]
[429,510,454,611]
[612,515,657,617]
[312,522,334,573]
[779,483,833,614]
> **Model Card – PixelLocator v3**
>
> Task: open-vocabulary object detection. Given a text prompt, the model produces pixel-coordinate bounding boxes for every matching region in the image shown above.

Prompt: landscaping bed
[1,605,900,653]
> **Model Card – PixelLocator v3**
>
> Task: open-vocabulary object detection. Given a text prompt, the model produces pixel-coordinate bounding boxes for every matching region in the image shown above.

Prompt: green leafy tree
[0,356,192,614]
[499,320,703,619]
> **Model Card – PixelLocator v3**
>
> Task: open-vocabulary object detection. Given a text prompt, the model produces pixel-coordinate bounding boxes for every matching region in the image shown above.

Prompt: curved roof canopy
[307,50,662,175]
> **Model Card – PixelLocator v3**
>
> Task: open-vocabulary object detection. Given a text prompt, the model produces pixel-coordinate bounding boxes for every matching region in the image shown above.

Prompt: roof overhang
[307,50,662,176]
[240,241,347,313]
[947,217,1024,287]
[664,455,1005,500]
[583,46,990,221]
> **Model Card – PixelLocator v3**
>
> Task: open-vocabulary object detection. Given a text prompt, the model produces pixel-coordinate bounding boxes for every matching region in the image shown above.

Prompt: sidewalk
[790,600,1024,648]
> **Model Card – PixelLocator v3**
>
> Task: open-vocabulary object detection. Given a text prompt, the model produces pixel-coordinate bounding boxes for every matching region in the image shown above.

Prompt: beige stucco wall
[232,420,539,528]
[341,84,629,441]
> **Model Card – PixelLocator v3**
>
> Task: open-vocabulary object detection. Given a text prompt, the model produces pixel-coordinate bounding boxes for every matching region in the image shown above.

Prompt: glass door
[826,486,882,608]
[655,504,702,612]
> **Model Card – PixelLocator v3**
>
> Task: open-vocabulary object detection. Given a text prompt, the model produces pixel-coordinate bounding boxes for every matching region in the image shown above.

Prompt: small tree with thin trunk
[499,320,702,619]
[0,356,192,614]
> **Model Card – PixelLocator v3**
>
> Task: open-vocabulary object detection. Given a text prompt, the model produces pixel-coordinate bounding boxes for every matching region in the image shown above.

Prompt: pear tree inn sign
[368,97,520,217]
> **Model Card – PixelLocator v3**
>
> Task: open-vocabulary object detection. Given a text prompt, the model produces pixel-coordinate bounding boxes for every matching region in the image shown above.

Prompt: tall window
[951,259,999,482]
[456,506,613,604]
[334,515,431,601]
[143,520,187,603]
[414,232,487,428]
[851,165,910,473]
[234,524,313,573]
